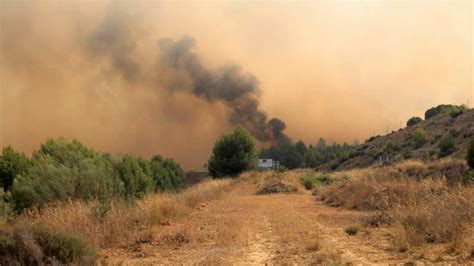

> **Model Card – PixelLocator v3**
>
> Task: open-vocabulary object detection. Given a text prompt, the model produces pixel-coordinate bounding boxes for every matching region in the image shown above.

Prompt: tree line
[260,138,357,169]
[0,138,185,212]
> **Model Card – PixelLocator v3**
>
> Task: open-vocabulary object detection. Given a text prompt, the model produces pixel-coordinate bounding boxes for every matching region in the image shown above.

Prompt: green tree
[115,155,154,199]
[278,143,303,169]
[406,116,422,127]
[316,138,326,150]
[438,134,456,158]
[295,140,308,157]
[467,138,474,169]
[0,146,30,191]
[208,127,256,178]
[303,148,324,168]
[410,128,428,148]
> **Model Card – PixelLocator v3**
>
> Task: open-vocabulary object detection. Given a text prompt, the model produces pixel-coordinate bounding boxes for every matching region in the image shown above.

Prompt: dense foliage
[0,146,30,191]
[438,134,456,158]
[424,104,466,120]
[467,138,474,169]
[410,128,428,148]
[406,116,422,126]
[260,138,356,169]
[0,138,185,212]
[208,127,257,178]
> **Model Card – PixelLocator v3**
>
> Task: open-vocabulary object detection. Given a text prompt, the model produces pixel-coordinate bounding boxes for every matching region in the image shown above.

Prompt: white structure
[258,159,279,170]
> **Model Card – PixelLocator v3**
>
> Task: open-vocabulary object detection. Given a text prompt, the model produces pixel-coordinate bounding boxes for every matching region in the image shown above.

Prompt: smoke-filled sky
[1,0,472,170]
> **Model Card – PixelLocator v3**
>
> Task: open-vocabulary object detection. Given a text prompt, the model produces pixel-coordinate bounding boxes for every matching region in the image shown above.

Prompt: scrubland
[1,159,473,264]
[315,158,474,259]
[0,178,235,264]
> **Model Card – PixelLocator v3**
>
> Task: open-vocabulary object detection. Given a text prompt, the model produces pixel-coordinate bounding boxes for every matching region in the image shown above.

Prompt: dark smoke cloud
[86,9,291,144]
[87,3,140,82]
[157,37,291,143]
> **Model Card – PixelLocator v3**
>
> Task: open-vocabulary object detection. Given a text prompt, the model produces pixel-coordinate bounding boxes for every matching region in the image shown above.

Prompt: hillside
[319,108,474,171]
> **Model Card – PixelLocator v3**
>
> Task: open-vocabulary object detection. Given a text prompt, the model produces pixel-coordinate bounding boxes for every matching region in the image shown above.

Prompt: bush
[300,173,332,190]
[33,227,97,263]
[406,117,422,127]
[149,155,186,192]
[467,138,474,169]
[344,225,359,236]
[424,104,466,120]
[11,157,77,211]
[438,134,456,158]
[9,138,185,212]
[303,149,324,168]
[410,128,428,148]
[0,224,97,264]
[0,146,30,191]
[208,127,257,178]
[115,155,154,200]
[384,141,398,153]
[11,140,125,211]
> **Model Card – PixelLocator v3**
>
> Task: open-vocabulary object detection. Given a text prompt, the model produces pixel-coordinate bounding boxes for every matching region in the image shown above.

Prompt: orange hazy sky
[0,0,472,170]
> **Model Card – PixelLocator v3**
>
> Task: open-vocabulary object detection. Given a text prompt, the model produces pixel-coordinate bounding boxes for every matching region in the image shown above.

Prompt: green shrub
[115,155,154,200]
[302,178,314,190]
[9,138,186,212]
[149,155,186,191]
[406,117,422,127]
[0,188,12,218]
[303,149,324,168]
[208,127,257,178]
[410,128,428,148]
[0,225,96,264]
[438,134,456,158]
[300,173,332,190]
[0,146,30,191]
[11,157,76,211]
[467,138,474,169]
[33,227,97,263]
[384,141,398,153]
[0,235,15,254]
[344,225,359,236]
[424,104,467,120]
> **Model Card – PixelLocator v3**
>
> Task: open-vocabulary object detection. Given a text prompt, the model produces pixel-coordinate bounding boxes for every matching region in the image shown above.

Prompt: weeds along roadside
[311,159,474,252]
[0,178,236,263]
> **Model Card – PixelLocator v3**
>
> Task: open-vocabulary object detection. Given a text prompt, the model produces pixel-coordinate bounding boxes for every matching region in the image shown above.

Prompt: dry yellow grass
[317,159,474,252]
[14,178,236,248]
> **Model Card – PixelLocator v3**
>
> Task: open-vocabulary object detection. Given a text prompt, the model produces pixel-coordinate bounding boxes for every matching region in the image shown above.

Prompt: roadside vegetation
[0,178,235,264]
[314,153,473,254]
[0,138,188,263]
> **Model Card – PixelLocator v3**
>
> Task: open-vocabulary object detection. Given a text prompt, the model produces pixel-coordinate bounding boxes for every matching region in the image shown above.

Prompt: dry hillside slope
[320,109,474,171]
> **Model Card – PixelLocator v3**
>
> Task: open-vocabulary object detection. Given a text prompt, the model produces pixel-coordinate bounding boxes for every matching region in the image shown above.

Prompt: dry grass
[255,171,306,194]
[330,158,468,183]
[12,178,236,248]
[318,159,474,251]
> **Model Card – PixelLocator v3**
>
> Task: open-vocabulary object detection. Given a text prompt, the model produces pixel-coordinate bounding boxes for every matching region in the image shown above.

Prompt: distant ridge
[319,108,474,171]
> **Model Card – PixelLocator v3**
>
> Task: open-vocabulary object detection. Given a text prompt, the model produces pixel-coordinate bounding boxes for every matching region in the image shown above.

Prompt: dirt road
[101,179,459,265]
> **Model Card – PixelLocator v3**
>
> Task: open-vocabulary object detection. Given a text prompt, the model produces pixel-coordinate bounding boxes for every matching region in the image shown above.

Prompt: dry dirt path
[101,179,430,265]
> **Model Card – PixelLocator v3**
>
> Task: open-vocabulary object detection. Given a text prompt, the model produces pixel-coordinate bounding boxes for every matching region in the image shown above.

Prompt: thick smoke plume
[157,37,290,143]
[85,6,290,144]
